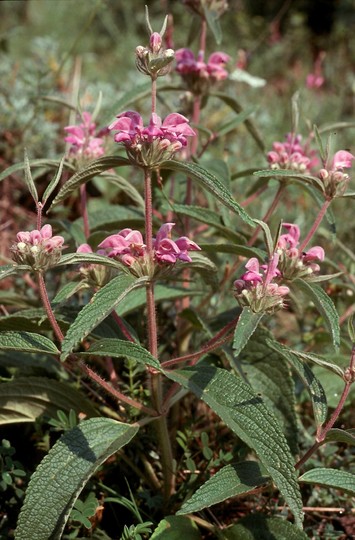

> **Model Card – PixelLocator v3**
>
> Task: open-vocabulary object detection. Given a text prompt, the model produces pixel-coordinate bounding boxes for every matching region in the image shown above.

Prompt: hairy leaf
[299,468,355,495]
[0,377,98,425]
[267,340,327,427]
[253,169,325,192]
[15,418,138,539]
[324,428,355,446]
[79,339,162,371]
[0,331,59,355]
[166,365,303,527]
[233,307,264,357]
[178,461,269,514]
[160,160,254,226]
[224,514,308,539]
[50,156,130,208]
[0,159,74,183]
[61,274,144,359]
[151,516,201,539]
[294,278,340,351]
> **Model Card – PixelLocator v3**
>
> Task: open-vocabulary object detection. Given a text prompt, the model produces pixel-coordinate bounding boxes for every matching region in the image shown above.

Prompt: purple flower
[65,112,105,159]
[175,48,230,94]
[154,223,200,264]
[318,149,355,198]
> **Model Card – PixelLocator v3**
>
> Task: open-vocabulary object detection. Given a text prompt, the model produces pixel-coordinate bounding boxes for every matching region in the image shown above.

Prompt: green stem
[298,198,332,252]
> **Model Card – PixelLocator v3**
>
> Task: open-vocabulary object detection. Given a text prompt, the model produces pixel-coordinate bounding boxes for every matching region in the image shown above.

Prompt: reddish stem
[37,272,64,343]
[298,198,331,253]
[248,183,285,247]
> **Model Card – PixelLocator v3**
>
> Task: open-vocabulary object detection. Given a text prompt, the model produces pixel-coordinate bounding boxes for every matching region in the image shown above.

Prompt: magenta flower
[154,222,200,263]
[234,254,289,313]
[65,112,105,159]
[267,133,318,173]
[277,223,324,279]
[12,225,65,271]
[331,150,354,170]
[175,48,230,94]
[108,111,195,167]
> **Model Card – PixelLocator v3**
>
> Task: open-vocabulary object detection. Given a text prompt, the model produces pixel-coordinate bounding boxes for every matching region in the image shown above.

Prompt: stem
[295,345,355,470]
[80,183,90,239]
[298,198,332,252]
[37,272,64,343]
[143,167,175,502]
[151,77,157,115]
[36,202,43,230]
[111,310,135,342]
[248,183,285,247]
[80,362,158,416]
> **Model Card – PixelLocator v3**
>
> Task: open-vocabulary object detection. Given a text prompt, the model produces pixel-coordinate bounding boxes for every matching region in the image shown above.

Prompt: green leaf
[185,252,219,289]
[42,156,66,204]
[0,331,59,355]
[0,264,27,281]
[313,124,326,162]
[253,169,325,192]
[178,461,269,514]
[0,159,74,183]
[160,160,254,226]
[211,92,265,152]
[202,4,222,43]
[239,329,298,456]
[199,243,266,260]
[23,150,38,203]
[266,340,328,427]
[233,307,264,357]
[168,203,245,243]
[282,349,344,378]
[294,278,340,351]
[57,252,126,271]
[50,156,131,209]
[151,516,201,540]
[79,339,162,372]
[0,377,98,425]
[217,107,257,138]
[324,428,355,446]
[60,274,144,359]
[224,514,308,540]
[104,173,145,208]
[15,418,138,540]
[166,365,303,527]
[299,468,355,495]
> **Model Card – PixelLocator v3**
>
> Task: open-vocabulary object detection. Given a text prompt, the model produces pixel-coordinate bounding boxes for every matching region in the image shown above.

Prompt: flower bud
[150,32,162,54]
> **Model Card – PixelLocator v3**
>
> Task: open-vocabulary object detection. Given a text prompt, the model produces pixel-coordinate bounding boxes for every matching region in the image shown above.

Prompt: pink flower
[331,150,355,170]
[154,223,200,263]
[108,111,195,167]
[277,223,324,279]
[65,112,105,159]
[207,52,231,81]
[306,74,324,89]
[267,133,318,173]
[175,48,230,93]
[12,224,65,270]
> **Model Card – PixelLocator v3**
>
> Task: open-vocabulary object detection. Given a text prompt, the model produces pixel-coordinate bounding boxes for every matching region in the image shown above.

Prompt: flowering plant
[0,3,355,540]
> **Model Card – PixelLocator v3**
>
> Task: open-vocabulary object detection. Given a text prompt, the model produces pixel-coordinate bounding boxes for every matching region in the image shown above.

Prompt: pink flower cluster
[234,254,289,313]
[12,224,65,271]
[277,223,324,279]
[175,48,230,94]
[319,150,355,198]
[267,133,318,173]
[64,112,105,160]
[109,111,195,167]
[87,223,201,277]
[176,49,230,81]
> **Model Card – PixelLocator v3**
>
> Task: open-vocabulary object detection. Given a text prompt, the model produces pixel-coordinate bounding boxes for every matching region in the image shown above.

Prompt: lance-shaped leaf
[23,150,38,203]
[0,159,74,183]
[224,514,308,539]
[233,307,264,357]
[0,264,30,281]
[266,339,328,427]
[253,169,326,192]
[169,203,245,243]
[294,278,340,351]
[0,331,59,355]
[50,156,130,209]
[15,418,138,540]
[57,252,127,271]
[151,516,201,539]
[79,339,162,372]
[299,468,355,496]
[160,160,254,226]
[239,329,298,456]
[61,274,145,359]
[42,156,66,204]
[178,461,269,514]
[282,349,344,378]
[0,377,98,425]
[217,107,257,138]
[166,365,304,528]
[200,243,266,260]
[324,428,355,446]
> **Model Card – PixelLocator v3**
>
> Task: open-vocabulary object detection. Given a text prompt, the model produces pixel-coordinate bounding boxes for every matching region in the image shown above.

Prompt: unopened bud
[17,242,27,251]
[150,32,162,54]
[319,168,329,180]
